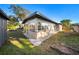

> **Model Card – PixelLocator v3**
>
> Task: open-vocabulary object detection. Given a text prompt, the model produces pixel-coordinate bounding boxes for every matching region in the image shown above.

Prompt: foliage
[60,19,72,32]
[7,16,20,30]
[9,15,18,22]
[9,5,30,20]
[7,22,20,30]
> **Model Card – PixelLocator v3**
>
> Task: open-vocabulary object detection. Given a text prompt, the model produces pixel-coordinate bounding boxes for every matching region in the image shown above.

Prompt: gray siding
[0,17,7,47]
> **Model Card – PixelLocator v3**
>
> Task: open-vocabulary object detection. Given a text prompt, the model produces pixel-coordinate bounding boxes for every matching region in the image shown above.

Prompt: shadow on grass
[9,29,36,47]
[0,29,42,55]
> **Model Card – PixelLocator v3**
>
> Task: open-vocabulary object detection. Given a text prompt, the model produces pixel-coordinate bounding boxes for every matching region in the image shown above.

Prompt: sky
[0,4,79,23]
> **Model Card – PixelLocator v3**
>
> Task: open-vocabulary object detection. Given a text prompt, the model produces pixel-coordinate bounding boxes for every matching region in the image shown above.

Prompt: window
[30,25,35,32]
[38,22,42,31]
[38,22,48,32]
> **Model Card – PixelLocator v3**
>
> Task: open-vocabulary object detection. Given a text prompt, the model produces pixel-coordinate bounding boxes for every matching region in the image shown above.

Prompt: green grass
[0,29,79,55]
[58,32,79,50]
[39,32,79,54]
[0,29,40,55]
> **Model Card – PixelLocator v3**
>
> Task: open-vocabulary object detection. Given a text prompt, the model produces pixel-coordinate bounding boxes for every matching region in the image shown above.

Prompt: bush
[7,22,20,30]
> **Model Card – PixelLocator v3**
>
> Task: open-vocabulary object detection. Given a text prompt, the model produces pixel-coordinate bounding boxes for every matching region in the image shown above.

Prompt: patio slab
[29,39,42,46]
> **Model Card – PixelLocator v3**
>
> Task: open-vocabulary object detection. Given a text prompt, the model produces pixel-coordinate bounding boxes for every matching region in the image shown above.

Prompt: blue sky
[0,4,79,23]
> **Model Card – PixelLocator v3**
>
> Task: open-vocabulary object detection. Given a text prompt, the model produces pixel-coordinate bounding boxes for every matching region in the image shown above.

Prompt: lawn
[0,29,79,55]
[0,29,41,55]
[58,32,79,50]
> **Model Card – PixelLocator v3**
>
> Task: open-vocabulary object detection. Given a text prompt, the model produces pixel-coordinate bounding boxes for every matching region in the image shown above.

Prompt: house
[22,11,62,46]
[72,24,79,32]
[0,9,9,47]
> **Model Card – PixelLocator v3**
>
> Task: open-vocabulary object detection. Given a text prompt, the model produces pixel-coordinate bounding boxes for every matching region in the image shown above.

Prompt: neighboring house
[22,11,62,46]
[0,9,9,47]
[72,24,79,32]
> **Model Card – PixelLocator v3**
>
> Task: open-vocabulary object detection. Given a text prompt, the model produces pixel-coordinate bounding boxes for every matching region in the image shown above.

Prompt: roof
[0,9,9,20]
[22,11,58,24]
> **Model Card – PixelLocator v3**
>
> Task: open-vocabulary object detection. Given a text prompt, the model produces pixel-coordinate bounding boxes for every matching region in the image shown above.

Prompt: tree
[8,15,18,22]
[7,15,20,30]
[60,19,72,32]
[9,4,31,21]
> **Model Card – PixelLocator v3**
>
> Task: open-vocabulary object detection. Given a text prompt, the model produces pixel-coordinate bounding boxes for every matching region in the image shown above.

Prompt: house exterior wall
[23,18,60,39]
[36,18,62,33]
[58,24,62,31]
[0,17,7,47]
[72,26,79,32]
[24,18,59,32]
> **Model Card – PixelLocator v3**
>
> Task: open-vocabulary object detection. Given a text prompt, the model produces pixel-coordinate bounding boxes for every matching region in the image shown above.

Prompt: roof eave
[0,9,9,20]
[22,13,58,24]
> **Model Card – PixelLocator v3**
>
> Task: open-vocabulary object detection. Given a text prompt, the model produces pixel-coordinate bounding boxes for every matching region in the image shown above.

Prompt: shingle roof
[0,9,9,20]
[22,11,58,24]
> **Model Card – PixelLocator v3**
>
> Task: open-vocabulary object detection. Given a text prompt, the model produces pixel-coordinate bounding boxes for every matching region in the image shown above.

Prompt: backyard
[0,29,79,55]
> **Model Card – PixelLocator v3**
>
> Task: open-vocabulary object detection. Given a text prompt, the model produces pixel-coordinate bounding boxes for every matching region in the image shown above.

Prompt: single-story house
[0,9,9,47]
[22,11,62,46]
[72,24,79,32]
